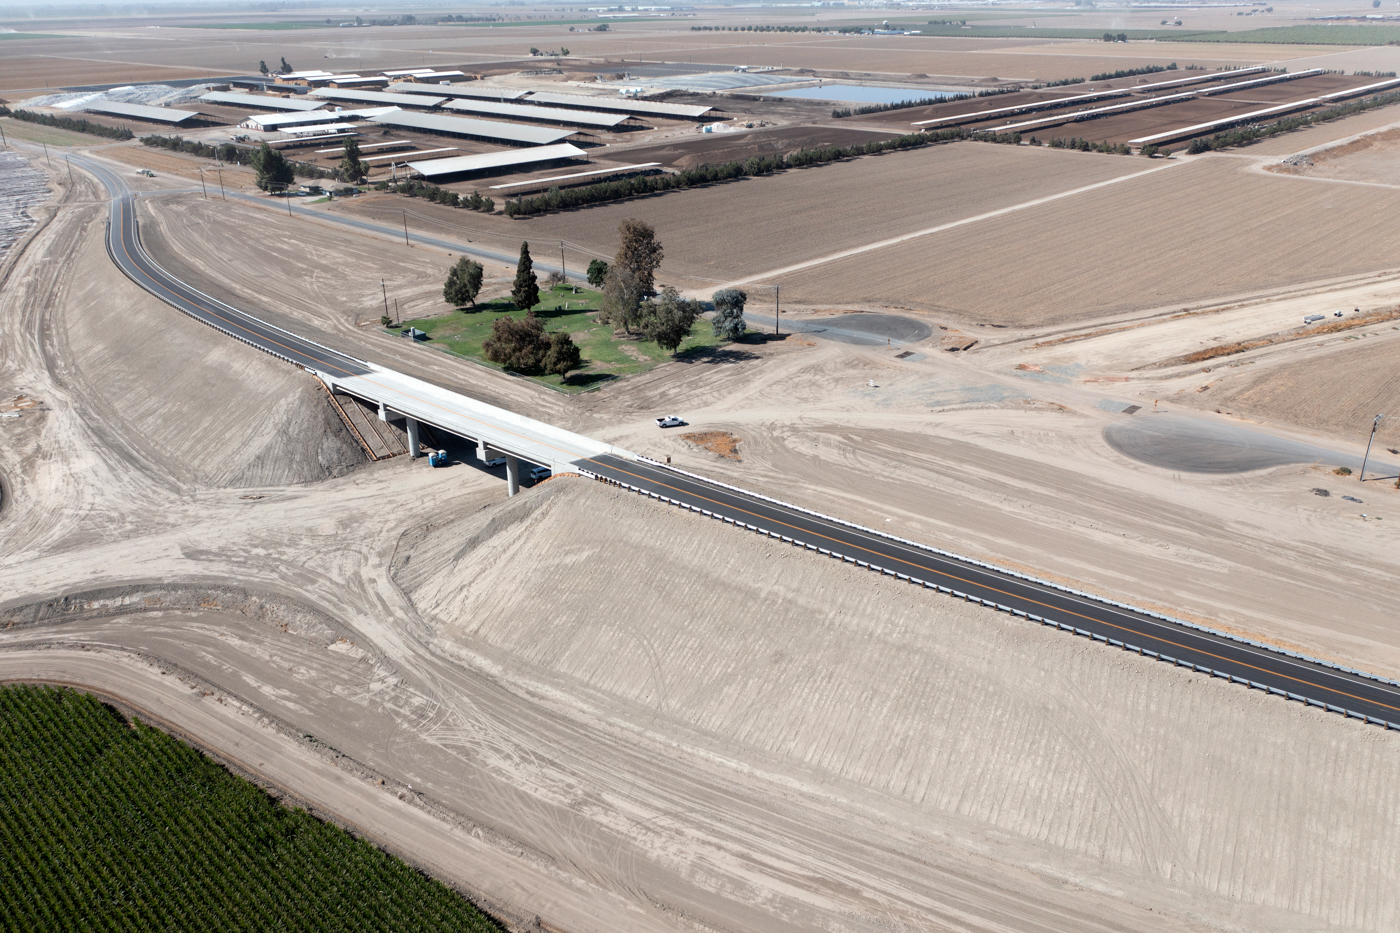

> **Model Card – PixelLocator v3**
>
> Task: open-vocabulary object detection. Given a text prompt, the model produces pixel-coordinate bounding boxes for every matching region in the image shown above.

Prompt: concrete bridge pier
[505,455,520,497]
[405,417,421,458]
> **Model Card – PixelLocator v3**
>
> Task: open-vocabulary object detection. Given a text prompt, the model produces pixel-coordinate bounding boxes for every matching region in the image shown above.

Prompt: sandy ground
[7,46,1400,927]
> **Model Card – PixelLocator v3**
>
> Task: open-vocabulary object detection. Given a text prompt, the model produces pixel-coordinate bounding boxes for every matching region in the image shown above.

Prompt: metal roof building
[522,91,714,120]
[443,98,628,129]
[390,83,528,101]
[309,89,448,108]
[367,110,576,146]
[406,143,587,179]
[200,91,326,112]
[239,107,394,130]
[81,100,204,124]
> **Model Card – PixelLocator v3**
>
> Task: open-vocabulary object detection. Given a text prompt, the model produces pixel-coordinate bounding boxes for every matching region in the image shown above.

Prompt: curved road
[82,156,1400,730]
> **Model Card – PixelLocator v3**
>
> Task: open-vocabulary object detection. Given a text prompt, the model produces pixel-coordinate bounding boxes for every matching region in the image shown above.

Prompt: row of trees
[1089,63,1176,81]
[1188,87,1400,152]
[141,134,240,161]
[503,127,1021,218]
[377,179,495,212]
[831,85,1016,119]
[6,109,132,139]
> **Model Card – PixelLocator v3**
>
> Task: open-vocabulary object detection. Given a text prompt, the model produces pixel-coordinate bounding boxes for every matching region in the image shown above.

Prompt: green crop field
[0,32,68,40]
[399,284,720,392]
[0,684,501,933]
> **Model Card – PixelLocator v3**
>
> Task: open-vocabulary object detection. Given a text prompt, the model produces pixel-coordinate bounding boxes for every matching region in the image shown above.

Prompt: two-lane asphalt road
[80,156,1400,729]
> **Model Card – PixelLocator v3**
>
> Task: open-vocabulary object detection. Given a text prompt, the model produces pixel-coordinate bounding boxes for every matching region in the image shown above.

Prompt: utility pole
[381,278,390,320]
[199,169,208,198]
[774,284,780,336]
[0,120,7,147]
[394,298,401,324]
[402,209,410,246]
[216,165,225,200]
[560,240,566,283]
[1360,414,1384,481]
[41,140,52,169]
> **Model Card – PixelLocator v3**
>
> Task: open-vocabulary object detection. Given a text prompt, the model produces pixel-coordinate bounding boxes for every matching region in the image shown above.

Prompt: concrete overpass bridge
[88,155,621,494]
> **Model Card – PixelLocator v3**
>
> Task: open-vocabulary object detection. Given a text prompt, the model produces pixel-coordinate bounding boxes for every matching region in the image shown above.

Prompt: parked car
[655,415,686,428]
[529,466,552,482]
[484,456,507,468]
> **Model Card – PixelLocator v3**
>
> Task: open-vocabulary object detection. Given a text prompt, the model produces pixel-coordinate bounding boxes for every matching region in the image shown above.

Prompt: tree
[599,264,646,334]
[595,22,609,31]
[614,218,664,296]
[1103,32,1114,42]
[251,142,294,192]
[543,331,582,380]
[279,56,293,73]
[643,287,701,355]
[586,259,609,287]
[1116,32,1128,42]
[259,60,269,75]
[443,257,484,308]
[511,241,539,310]
[482,312,549,372]
[338,137,366,183]
[529,47,541,56]
[711,288,747,340]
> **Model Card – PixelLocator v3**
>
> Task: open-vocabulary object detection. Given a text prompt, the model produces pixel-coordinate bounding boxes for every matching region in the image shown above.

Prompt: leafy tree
[599,264,646,334]
[711,288,747,340]
[482,312,549,372]
[251,142,294,192]
[643,287,701,355]
[259,60,269,75]
[337,137,366,183]
[1116,32,1128,42]
[443,257,484,308]
[529,47,541,56]
[614,218,664,296]
[1102,32,1114,41]
[596,22,608,31]
[586,259,609,287]
[543,331,583,380]
[279,56,293,73]
[511,241,539,310]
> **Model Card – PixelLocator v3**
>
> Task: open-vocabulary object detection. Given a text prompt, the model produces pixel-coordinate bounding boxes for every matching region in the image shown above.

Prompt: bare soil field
[1181,329,1400,447]
[1279,125,1400,186]
[333,142,1147,286]
[772,155,1400,324]
[614,123,901,168]
[984,96,1267,142]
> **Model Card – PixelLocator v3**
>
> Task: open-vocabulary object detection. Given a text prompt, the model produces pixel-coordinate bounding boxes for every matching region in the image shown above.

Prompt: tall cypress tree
[511,241,539,311]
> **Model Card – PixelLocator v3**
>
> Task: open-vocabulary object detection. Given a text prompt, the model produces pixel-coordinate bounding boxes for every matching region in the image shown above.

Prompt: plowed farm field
[772,156,1400,325]
[336,142,1149,286]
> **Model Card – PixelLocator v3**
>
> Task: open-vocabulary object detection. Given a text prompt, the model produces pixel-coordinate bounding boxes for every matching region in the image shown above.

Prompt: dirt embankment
[57,203,366,488]
[392,477,1400,933]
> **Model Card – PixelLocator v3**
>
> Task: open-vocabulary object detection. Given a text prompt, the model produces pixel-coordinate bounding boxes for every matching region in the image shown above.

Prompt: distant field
[0,684,499,933]
[0,32,68,40]
[189,22,326,30]
[483,143,1146,285]
[773,157,1400,325]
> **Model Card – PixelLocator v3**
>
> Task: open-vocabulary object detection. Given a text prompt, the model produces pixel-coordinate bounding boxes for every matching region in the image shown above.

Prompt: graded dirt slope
[20,171,365,491]
[772,155,1400,323]
[393,477,1400,932]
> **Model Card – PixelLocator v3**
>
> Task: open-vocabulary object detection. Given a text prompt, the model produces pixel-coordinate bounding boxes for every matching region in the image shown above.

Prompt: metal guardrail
[596,464,1400,731]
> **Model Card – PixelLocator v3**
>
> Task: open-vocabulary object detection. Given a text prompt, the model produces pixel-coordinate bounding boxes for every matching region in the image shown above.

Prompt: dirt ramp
[57,218,366,489]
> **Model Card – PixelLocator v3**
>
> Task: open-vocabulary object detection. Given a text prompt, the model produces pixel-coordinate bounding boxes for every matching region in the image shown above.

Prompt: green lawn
[0,684,500,933]
[397,284,720,392]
